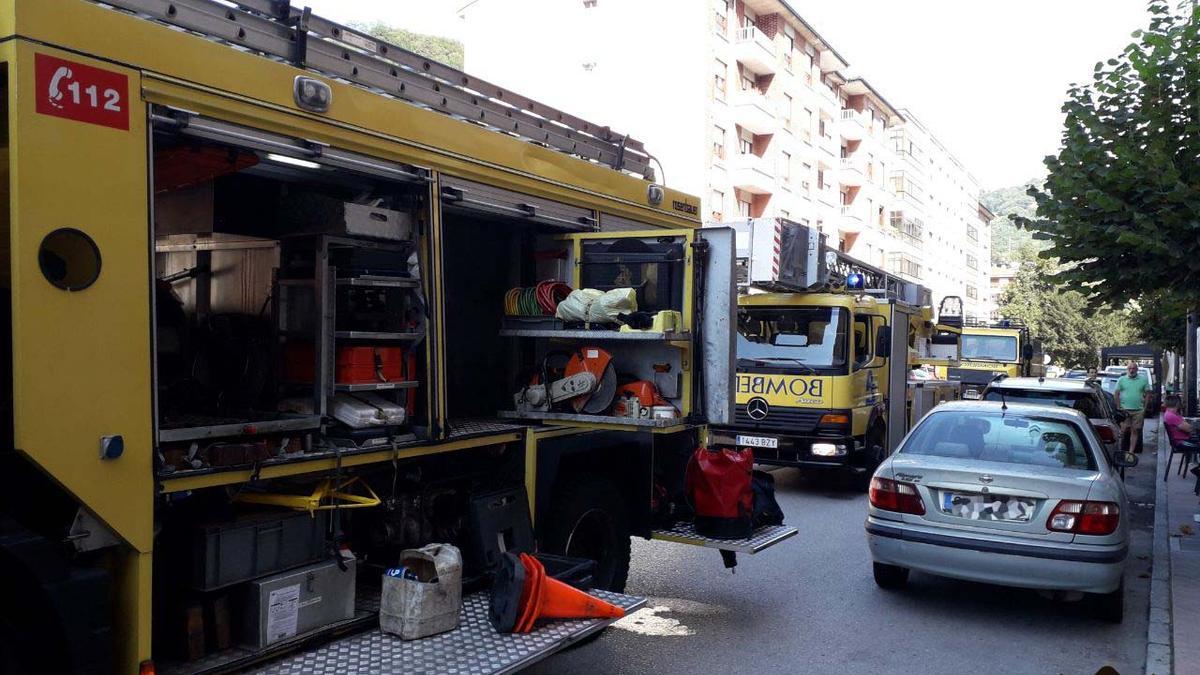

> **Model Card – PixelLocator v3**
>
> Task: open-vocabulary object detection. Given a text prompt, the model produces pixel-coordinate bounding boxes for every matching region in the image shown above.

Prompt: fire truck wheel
[544,476,632,593]
[855,423,888,490]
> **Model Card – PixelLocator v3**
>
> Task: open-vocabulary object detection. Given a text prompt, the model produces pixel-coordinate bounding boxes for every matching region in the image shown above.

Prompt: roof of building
[841,77,904,123]
[767,0,851,72]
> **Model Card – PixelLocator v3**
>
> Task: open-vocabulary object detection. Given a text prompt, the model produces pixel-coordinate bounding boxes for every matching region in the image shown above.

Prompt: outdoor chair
[1164,435,1200,482]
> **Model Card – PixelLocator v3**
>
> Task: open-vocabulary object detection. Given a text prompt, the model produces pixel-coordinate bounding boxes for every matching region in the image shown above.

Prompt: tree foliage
[999,254,1137,368]
[1131,289,1189,352]
[981,182,1048,265]
[353,21,464,69]
[1017,1,1200,310]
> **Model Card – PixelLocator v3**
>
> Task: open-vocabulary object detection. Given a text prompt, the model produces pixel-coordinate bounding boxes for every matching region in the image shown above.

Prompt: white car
[864,401,1136,621]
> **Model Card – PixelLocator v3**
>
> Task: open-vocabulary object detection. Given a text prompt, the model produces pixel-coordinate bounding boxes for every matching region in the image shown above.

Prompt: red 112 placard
[34,53,130,131]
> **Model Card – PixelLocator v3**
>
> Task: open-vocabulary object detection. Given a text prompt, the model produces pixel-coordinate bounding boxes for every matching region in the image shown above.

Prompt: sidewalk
[1150,418,1200,675]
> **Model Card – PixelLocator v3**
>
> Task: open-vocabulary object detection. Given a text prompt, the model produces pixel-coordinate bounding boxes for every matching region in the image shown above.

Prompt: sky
[302,0,1151,191]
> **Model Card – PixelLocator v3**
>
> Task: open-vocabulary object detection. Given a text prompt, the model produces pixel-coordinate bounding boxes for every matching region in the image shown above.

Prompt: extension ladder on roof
[90,0,653,177]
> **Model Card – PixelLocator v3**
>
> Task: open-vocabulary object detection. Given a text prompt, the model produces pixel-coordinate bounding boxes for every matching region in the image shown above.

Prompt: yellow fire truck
[940,319,1043,399]
[0,2,797,673]
[709,219,961,480]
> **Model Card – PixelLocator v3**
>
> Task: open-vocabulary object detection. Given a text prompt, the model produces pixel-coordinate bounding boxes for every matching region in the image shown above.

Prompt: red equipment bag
[685,447,754,539]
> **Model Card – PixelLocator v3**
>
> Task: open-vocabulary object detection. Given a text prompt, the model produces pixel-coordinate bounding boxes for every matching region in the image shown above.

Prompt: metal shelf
[158,415,323,443]
[334,380,419,392]
[337,276,421,288]
[498,410,684,428]
[499,328,690,341]
[334,331,424,341]
[651,521,798,554]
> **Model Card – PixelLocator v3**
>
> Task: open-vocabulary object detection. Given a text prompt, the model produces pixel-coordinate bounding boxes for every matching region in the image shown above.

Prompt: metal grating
[90,0,651,176]
[732,405,823,434]
[247,590,645,675]
[651,521,798,554]
[446,419,529,440]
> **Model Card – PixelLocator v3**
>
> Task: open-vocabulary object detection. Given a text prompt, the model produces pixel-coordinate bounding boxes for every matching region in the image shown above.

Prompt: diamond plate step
[651,521,798,554]
[248,590,645,675]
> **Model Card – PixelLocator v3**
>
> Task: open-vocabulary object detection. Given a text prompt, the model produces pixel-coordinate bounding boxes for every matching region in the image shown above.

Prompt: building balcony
[733,26,777,75]
[816,83,840,108]
[839,205,864,233]
[816,187,837,207]
[729,153,775,194]
[839,157,864,186]
[732,89,780,135]
[839,109,866,141]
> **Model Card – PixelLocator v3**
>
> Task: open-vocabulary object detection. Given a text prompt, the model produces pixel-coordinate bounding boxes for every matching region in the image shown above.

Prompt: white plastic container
[380,543,462,640]
[328,393,406,428]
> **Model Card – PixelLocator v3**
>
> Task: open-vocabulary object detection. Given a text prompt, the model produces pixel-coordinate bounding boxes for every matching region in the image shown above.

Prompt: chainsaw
[513,347,618,415]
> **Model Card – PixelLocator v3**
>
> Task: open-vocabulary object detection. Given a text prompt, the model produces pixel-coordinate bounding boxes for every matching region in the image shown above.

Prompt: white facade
[460,0,990,315]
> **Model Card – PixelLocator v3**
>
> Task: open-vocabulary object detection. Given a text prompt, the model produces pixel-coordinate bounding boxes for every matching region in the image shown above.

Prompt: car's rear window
[982,388,1103,419]
[900,411,1096,470]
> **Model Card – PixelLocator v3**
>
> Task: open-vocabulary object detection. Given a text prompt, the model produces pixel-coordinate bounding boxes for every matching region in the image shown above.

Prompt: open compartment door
[697,226,736,427]
[887,306,912,453]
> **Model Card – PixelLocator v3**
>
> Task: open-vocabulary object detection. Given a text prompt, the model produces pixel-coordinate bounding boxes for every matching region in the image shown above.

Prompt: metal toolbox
[242,556,357,649]
[191,511,328,591]
[280,193,414,241]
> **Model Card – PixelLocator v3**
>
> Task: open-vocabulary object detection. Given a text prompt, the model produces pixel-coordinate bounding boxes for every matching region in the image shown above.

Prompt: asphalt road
[532,423,1158,675]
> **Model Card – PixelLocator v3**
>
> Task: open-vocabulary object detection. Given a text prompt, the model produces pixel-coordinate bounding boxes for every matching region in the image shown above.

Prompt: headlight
[811,443,847,457]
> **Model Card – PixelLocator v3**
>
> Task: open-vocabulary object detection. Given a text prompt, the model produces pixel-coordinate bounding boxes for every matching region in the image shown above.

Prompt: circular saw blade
[578,364,618,415]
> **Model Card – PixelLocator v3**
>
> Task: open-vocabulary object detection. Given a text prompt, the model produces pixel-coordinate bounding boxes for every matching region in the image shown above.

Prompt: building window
[782,93,793,130]
[712,6,728,36]
[802,108,813,142]
[737,197,752,217]
[966,285,979,300]
[738,128,753,155]
[710,189,725,221]
[966,254,978,270]
[779,151,791,183]
[966,224,979,241]
[817,167,826,190]
[739,72,756,92]
[712,59,727,100]
[711,124,726,161]
[818,117,827,139]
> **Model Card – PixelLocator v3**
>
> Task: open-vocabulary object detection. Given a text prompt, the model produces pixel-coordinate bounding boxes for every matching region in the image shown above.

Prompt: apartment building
[459,0,991,315]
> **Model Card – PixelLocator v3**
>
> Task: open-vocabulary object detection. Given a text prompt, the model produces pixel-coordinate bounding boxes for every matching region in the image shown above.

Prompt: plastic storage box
[191,510,328,591]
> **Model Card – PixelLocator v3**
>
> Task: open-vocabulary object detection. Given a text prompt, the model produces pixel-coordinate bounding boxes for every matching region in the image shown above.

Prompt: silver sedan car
[864,401,1137,622]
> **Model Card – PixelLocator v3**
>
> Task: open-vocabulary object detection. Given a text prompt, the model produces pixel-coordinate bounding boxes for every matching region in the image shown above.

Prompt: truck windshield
[961,334,1018,362]
[736,307,848,372]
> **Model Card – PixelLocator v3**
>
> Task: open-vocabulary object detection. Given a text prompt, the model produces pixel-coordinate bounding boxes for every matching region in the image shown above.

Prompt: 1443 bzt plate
[736,435,778,449]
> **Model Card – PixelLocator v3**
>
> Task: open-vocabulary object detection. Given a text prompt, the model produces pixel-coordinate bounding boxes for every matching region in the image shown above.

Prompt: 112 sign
[35,53,129,131]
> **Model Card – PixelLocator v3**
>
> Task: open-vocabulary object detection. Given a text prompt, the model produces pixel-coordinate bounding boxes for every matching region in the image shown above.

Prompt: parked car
[981,376,1123,459]
[1063,369,1087,379]
[865,401,1137,621]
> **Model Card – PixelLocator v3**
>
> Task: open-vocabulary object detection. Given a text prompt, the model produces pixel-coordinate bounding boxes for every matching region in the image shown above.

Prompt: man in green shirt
[1114,361,1151,454]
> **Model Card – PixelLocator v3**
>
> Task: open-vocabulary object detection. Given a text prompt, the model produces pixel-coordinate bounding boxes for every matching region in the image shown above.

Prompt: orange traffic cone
[488,552,626,634]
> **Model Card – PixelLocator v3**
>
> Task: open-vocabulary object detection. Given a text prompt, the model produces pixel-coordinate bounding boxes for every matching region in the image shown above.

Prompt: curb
[1146,424,1172,675]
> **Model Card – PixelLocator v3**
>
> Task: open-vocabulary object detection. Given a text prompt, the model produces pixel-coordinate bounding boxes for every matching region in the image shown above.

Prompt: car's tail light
[869,477,925,515]
[1046,500,1120,535]
[1095,424,1116,443]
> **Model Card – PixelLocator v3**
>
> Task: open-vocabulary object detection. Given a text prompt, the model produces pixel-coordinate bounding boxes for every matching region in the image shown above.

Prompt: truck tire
[854,424,888,490]
[542,476,632,593]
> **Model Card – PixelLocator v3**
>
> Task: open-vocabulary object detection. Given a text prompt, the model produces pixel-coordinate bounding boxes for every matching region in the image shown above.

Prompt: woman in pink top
[1162,395,1200,479]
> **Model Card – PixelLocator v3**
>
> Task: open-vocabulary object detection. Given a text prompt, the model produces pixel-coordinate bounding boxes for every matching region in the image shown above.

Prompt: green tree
[353,21,464,69]
[1017,1,1200,312]
[999,254,1136,368]
[1131,290,1189,352]
[982,182,1048,266]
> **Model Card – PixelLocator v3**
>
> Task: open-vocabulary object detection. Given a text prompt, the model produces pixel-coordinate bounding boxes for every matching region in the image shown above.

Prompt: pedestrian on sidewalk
[1114,361,1151,454]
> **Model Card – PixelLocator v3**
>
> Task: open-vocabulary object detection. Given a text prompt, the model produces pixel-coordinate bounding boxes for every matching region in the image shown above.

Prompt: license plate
[736,435,778,449]
[939,490,1036,522]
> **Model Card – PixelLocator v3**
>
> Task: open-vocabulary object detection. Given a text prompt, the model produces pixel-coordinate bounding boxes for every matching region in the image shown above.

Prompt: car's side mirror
[1112,451,1139,468]
[876,331,891,358]
[1022,343,1035,361]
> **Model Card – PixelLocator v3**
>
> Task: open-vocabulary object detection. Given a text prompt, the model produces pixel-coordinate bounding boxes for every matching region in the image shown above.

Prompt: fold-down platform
[249,590,645,675]
[652,522,798,554]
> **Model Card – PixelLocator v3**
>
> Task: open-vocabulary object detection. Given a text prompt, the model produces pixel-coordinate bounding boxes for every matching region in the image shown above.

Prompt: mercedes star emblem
[978,474,994,484]
[747,397,769,421]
